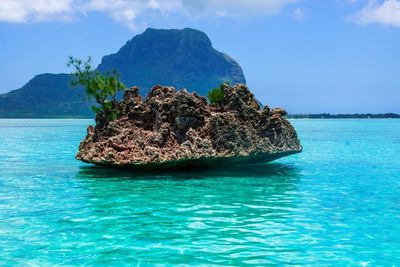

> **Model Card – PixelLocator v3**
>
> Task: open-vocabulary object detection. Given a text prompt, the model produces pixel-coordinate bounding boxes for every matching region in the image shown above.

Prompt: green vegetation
[208,83,226,105]
[67,56,125,120]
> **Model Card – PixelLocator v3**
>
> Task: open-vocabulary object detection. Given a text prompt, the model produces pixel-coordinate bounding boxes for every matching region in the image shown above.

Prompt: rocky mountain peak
[97,28,245,96]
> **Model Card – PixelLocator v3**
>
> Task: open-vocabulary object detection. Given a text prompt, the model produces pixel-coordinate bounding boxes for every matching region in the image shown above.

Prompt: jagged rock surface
[76,84,302,169]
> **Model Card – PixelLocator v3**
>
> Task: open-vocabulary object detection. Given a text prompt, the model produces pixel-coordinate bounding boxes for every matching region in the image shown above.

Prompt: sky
[0,0,399,114]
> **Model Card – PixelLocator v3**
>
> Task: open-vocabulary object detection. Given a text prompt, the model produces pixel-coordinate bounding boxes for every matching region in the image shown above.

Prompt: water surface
[0,119,399,265]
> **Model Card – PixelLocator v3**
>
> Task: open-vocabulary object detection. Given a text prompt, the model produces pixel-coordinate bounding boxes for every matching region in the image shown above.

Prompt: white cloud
[0,0,297,29]
[83,0,182,29]
[180,0,298,17]
[0,0,73,22]
[353,0,400,27]
[293,7,305,20]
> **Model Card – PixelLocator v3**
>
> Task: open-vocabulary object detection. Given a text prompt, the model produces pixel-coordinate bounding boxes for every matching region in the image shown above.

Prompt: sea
[0,119,399,266]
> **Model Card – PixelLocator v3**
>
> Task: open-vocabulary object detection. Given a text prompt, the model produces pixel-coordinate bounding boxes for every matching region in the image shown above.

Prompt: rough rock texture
[77,84,302,169]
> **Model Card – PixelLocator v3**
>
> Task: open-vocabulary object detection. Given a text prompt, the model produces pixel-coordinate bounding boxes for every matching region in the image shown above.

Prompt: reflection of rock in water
[76,162,301,219]
[77,162,300,179]
[76,84,302,169]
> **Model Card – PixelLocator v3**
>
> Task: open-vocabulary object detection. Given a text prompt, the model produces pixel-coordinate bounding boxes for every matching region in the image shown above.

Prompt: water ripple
[0,119,400,265]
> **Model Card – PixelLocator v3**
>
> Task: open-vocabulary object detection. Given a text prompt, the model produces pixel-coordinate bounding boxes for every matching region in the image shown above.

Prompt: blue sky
[0,0,399,113]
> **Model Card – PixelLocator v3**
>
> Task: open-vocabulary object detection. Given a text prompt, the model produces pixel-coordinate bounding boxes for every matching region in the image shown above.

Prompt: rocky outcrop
[76,84,302,169]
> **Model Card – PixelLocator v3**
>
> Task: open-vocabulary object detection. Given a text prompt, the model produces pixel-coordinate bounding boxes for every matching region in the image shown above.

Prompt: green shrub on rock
[67,56,125,121]
[208,83,226,105]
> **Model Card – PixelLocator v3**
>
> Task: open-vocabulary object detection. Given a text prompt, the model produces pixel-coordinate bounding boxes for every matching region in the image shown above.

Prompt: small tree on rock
[208,82,227,105]
[67,56,125,121]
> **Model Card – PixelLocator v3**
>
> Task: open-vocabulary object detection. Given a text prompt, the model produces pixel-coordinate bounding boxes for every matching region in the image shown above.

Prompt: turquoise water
[0,119,399,266]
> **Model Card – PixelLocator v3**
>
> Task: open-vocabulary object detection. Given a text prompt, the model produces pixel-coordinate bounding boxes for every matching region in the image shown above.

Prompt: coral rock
[76,84,302,169]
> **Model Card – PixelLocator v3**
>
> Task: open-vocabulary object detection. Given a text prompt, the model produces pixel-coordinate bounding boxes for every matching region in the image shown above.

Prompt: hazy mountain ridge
[0,74,92,118]
[0,28,246,118]
[97,28,245,93]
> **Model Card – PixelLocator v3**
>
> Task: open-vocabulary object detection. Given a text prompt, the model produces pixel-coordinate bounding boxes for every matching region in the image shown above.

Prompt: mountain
[0,28,246,118]
[98,28,245,93]
[0,74,92,118]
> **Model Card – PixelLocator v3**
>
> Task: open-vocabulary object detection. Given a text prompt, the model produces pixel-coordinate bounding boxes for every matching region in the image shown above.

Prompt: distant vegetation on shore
[287,113,400,119]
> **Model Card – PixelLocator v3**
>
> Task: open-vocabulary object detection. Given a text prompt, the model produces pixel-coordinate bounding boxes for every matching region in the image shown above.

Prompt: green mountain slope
[97,28,246,94]
[0,74,92,118]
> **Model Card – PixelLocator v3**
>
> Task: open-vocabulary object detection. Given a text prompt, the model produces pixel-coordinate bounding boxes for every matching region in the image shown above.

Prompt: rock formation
[76,84,302,169]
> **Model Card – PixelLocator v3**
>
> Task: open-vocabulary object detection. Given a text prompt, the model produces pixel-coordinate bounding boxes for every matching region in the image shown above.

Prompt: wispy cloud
[180,0,297,17]
[82,0,182,30]
[352,0,400,27]
[293,7,305,20]
[0,0,73,23]
[0,0,298,29]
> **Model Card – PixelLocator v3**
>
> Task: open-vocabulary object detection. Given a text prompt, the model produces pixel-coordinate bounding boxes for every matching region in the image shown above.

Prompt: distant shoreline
[286,113,400,119]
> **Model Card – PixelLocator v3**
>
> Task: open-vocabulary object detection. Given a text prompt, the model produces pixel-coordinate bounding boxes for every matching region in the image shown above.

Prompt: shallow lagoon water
[0,119,399,265]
